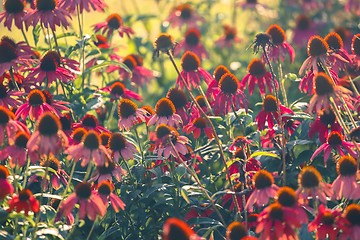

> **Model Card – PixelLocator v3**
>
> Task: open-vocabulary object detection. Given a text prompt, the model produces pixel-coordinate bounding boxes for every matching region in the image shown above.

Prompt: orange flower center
[248,59,266,76]
[0,36,17,63]
[100,132,111,146]
[234,148,245,159]
[0,106,13,125]
[163,218,194,240]
[40,51,61,72]
[81,114,98,128]
[18,189,32,201]
[185,28,200,46]
[268,203,283,221]
[213,65,230,82]
[28,89,46,106]
[266,24,286,45]
[156,124,172,138]
[193,117,207,129]
[118,99,137,118]
[72,127,87,143]
[263,95,277,112]
[299,166,322,188]
[41,156,60,171]
[75,182,92,199]
[142,105,154,115]
[321,211,335,225]
[195,95,206,108]
[110,82,125,96]
[154,33,175,52]
[181,51,200,72]
[129,54,143,66]
[219,73,238,95]
[97,181,113,196]
[60,114,71,131]
[122,55,137,71]
[177,4,192,19]
[277,186,297,207]
[314,73,334,96]
[307,36,329,57]
[4,0,25,13]
[97,160,116,174]
[319,109,336,125]
[337,155,357,176]
[226,222,248,240]
[38,113,60,136]
[167,88,188,109]
[155,98,176,117]
[82,131,100,150]
[106,13,123,29]
[109,132,126,151]
[327,131,343,147]
[345,204,360,225]
[0,165,10,179]
[14,132,29,148]
[36,0,57,11]
[253,170,274,189]
[325,32,343,50]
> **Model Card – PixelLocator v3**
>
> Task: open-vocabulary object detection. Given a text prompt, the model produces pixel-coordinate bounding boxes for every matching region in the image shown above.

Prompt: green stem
[85,217,97,240]
[197,85,214,115]
[83,159,93,182]
[20,27,30,46]
[51,28,61,56]
[277,61,288,106]
[9,67,20,91]
[345,69,360,97]
[133,126,145,165]
[22,155,31,189]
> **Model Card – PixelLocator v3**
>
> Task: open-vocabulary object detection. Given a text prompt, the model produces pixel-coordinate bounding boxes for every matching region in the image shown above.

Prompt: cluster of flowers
[0,0,360,239]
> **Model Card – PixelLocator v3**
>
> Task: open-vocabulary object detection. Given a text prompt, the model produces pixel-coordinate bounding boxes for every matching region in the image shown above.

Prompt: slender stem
[277,61,288,106]
[168,136,226,226]
[20,27,30,46]
[345,69,360,97]
[85,218,97,240]
[263,47,287,185]
[51,28,61,56]
[66,214,79,240]
[107,101,117,129]
[167,51,240,214]
[9,67,20,91]
[197,85,214,115]
[83,160,93,182]
[22,155,31,189]
[133,127,145,165]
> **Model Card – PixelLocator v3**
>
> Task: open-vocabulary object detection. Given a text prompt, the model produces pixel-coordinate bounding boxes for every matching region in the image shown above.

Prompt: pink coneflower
[166,88,191,125]
[237,0,269,11]
[325,32,352,73]
[276,186,308,224]
[308,108,342,143]
[245,169,279,211]
[344,0,360,16]
[0,82,22,108]
[59,0,107,14]
[25,51,78,88]
[339,204,360,240]
[59,113,72,137]
[152,124,189,159]
[73,114,109,133]
[256,202,300,240]
[307,72,353,113]
[174,28,208,59]
[24,0,72,31]
[308,204,347,240]
[184,116,213,139]
[93,13,134,38]
[162,217,202,240]
[59,182,106,221]
[99,81,142,102]
[0,165,14,200]
[0,36,33,76]
[96,180,125,212]
[118,99,148,131]
[206,65,231,99]
[0,107,28,145]
[70,127,87,145]
[296,166,333,204]
[241,59,278,96]
[107,54,153,87]
[176,51,212,90]
[27,112,68,156]
[52,199,74,225]
[292,14,318,48]
[65,130,110,167]
[8,189,39,215]
[15,89,58,121]
[108,132,137,162]
[153,33,177,59]
[350,34,360,68]
[212,73,248,116]
[165,3,205,29]
[89,160,126,183]
[310,131,358,167]
[215,25,242,49]
[148,98,183,128]
[299,64,338,95]
[332,156,360,200]
[255,95,293,130]
[141,105,155,124]
[39,155,68,190]
[0,131,36,168]
[0,0,27,30]
[42,90,69,116]
[265,24,295,63]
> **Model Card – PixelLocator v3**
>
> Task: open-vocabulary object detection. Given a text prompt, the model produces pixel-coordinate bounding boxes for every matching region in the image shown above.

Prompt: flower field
[0,0,360,239]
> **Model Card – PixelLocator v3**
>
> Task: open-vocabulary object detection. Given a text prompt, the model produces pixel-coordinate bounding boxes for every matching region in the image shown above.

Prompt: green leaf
[32,25,41,46]
[84,60,131,75]
[0,231,14,240]
[249,151,280,159]
[180,188,191,204]
[36,228,64,240]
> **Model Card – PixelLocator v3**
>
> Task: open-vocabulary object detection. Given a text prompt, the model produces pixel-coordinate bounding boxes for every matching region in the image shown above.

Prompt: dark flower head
[181,51,200,72]
[106,13,123,30]
[325,32,343,50]
[153,33,176,58]
[185,28,201,46]
[352,34,360,56]
[4,0,25,13]
[266,24,286,45]
[307,36,329,57]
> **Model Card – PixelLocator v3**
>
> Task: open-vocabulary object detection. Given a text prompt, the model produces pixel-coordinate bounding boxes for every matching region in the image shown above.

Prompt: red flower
[0,165,14,200]
[8,189,39,215]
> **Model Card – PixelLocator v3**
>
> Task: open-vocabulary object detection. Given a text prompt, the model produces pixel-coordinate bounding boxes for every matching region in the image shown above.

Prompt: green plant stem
[197,85,214,115]
[85,217,97,240]
[345,69,360,97]
[277,61,288,106]
[168,136,226,226]
[263,47,287,185]
[20,27,30,46]
[167,51,241,216]
[83,160,93,182]
[51,28,61,56]
[133,126,145,165]
[22,156,31,189]
[9,67,20,91]
[107,101,117,129]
